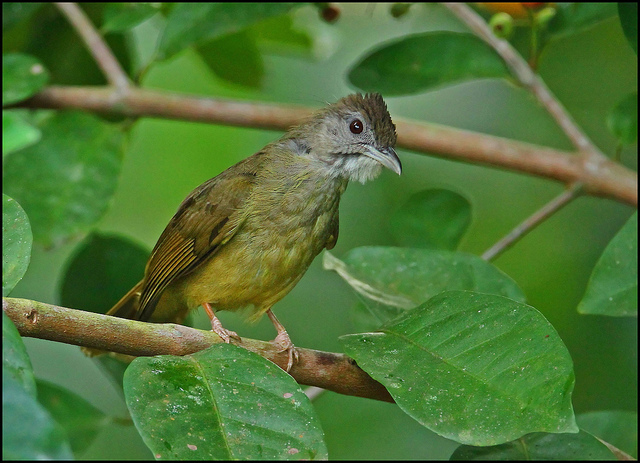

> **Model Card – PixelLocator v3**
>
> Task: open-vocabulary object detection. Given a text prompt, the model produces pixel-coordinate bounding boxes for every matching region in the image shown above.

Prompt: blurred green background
[10,4,636,459]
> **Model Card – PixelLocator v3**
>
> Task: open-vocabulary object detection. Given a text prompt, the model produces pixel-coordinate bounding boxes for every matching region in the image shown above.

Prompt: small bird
[101,93,401,371]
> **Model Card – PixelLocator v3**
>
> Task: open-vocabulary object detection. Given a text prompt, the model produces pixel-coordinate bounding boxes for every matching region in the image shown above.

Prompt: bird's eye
[349,119,363,134]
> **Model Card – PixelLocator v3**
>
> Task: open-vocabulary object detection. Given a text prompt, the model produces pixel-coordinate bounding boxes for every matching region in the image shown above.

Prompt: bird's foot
[204,302,240,343]
[212,323,240,344]
[270,329,299,372]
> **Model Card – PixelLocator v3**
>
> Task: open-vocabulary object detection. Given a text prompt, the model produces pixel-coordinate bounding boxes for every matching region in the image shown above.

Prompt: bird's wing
[325,208,340,250]
[137,153,264,321]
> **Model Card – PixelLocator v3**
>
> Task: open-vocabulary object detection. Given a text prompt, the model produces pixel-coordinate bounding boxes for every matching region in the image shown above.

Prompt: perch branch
[3,297,393,404]
[21,86,637,206]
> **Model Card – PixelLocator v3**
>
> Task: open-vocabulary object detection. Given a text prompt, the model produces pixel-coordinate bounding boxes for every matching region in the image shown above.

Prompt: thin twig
[20,86,638,206]
[442,3,601,157]
[3,297,394,403]
[54,3,131,90]
[482,183,584,261]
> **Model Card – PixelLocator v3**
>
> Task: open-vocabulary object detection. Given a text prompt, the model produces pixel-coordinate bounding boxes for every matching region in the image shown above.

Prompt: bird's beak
[364,146,402,175]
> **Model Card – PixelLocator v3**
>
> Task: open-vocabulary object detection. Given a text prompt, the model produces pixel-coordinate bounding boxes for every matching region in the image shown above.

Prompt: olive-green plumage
[103,93,400,370]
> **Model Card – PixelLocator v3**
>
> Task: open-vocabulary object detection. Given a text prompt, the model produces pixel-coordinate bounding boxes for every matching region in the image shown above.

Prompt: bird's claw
[271,331,299,372]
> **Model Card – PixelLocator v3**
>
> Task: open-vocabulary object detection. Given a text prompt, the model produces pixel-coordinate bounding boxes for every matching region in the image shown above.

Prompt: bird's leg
[203,302,239,343]
[266,309,298,372]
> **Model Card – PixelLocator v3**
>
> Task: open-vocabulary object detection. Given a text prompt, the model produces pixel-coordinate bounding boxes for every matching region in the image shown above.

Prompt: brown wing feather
[137,153,264,321]
[324,208,340,250]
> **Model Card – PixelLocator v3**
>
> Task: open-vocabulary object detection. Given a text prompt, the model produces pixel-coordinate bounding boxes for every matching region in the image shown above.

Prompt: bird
[99,93,401,371]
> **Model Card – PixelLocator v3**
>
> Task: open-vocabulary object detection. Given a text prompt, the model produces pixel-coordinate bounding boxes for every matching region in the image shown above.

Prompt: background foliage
[3,2,637,460]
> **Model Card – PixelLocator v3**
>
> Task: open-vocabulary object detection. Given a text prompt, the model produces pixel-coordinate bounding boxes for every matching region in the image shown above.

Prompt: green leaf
[348,32,510,96]
[2,111,124,247]
[578,212,637,317]
[577,410,638,459]
[607,92,638,146]
[389,189,471,250]
[450,431,615,460]
[548,3,618,39]
[2,373,73,460]
[124,344,328,460]
[2,312,36,397]
[36,379,108,455]
[22,4,133,87]
[2,3,43,32]
[159,3,299,60]
[101,2,161,33]
[340,291,578,446]
[618,3,637,54]
[2,194,32,296]
[251,14,313,57]
[2,53,49,106]
[197,30,264,88]
[60,233,148,314]
[324,246,525,312]
[3,110,41,156]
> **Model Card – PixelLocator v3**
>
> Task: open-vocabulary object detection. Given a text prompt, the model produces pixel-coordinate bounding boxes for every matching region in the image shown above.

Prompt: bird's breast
[176,172,346,313]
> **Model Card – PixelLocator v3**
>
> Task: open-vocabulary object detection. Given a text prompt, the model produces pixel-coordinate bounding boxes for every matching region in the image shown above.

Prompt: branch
[22,86,638,206]
[54,3,131,90]
[482,183,584,261]
[3,297,393,404]
[443,3,600,156]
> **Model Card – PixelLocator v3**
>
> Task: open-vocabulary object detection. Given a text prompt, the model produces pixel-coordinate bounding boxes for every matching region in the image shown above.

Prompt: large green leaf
[124,344,327,460]
[577,410,637,459]
[389,189,471,250]
[341,291,578,446]
[101,2,161,33]
[158,3,299,59]
[2,53,49,106]
[450,431,614,460]
[60,232,149,314]
[578,212,637,317]
[2,111,124,247]
[2,194,32,296]
[618,3,638,54]
[19,4,133,86]
[2,3,43,32]
[2,312,36,397]
[2,110,41,156]
[2,374,73,460]
[36,379,108,455]
[607,92,638,146]
[324,246,524,313]
[547,3,618,39]
[197,30,264,88]
[348,32,510,96]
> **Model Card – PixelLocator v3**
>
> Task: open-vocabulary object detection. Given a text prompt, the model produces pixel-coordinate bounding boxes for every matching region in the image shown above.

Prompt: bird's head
[288,93,401,184]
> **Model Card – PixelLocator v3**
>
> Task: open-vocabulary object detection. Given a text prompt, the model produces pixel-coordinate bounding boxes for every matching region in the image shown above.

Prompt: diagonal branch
[3,297,394,403]
[443,3,601,156]
[482,182,584,261]
[21,86,638,206]
[54,2,131,90]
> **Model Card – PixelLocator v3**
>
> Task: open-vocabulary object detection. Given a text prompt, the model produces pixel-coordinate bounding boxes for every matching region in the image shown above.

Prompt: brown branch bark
[3,297,394,403]
[22,85,638,206]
